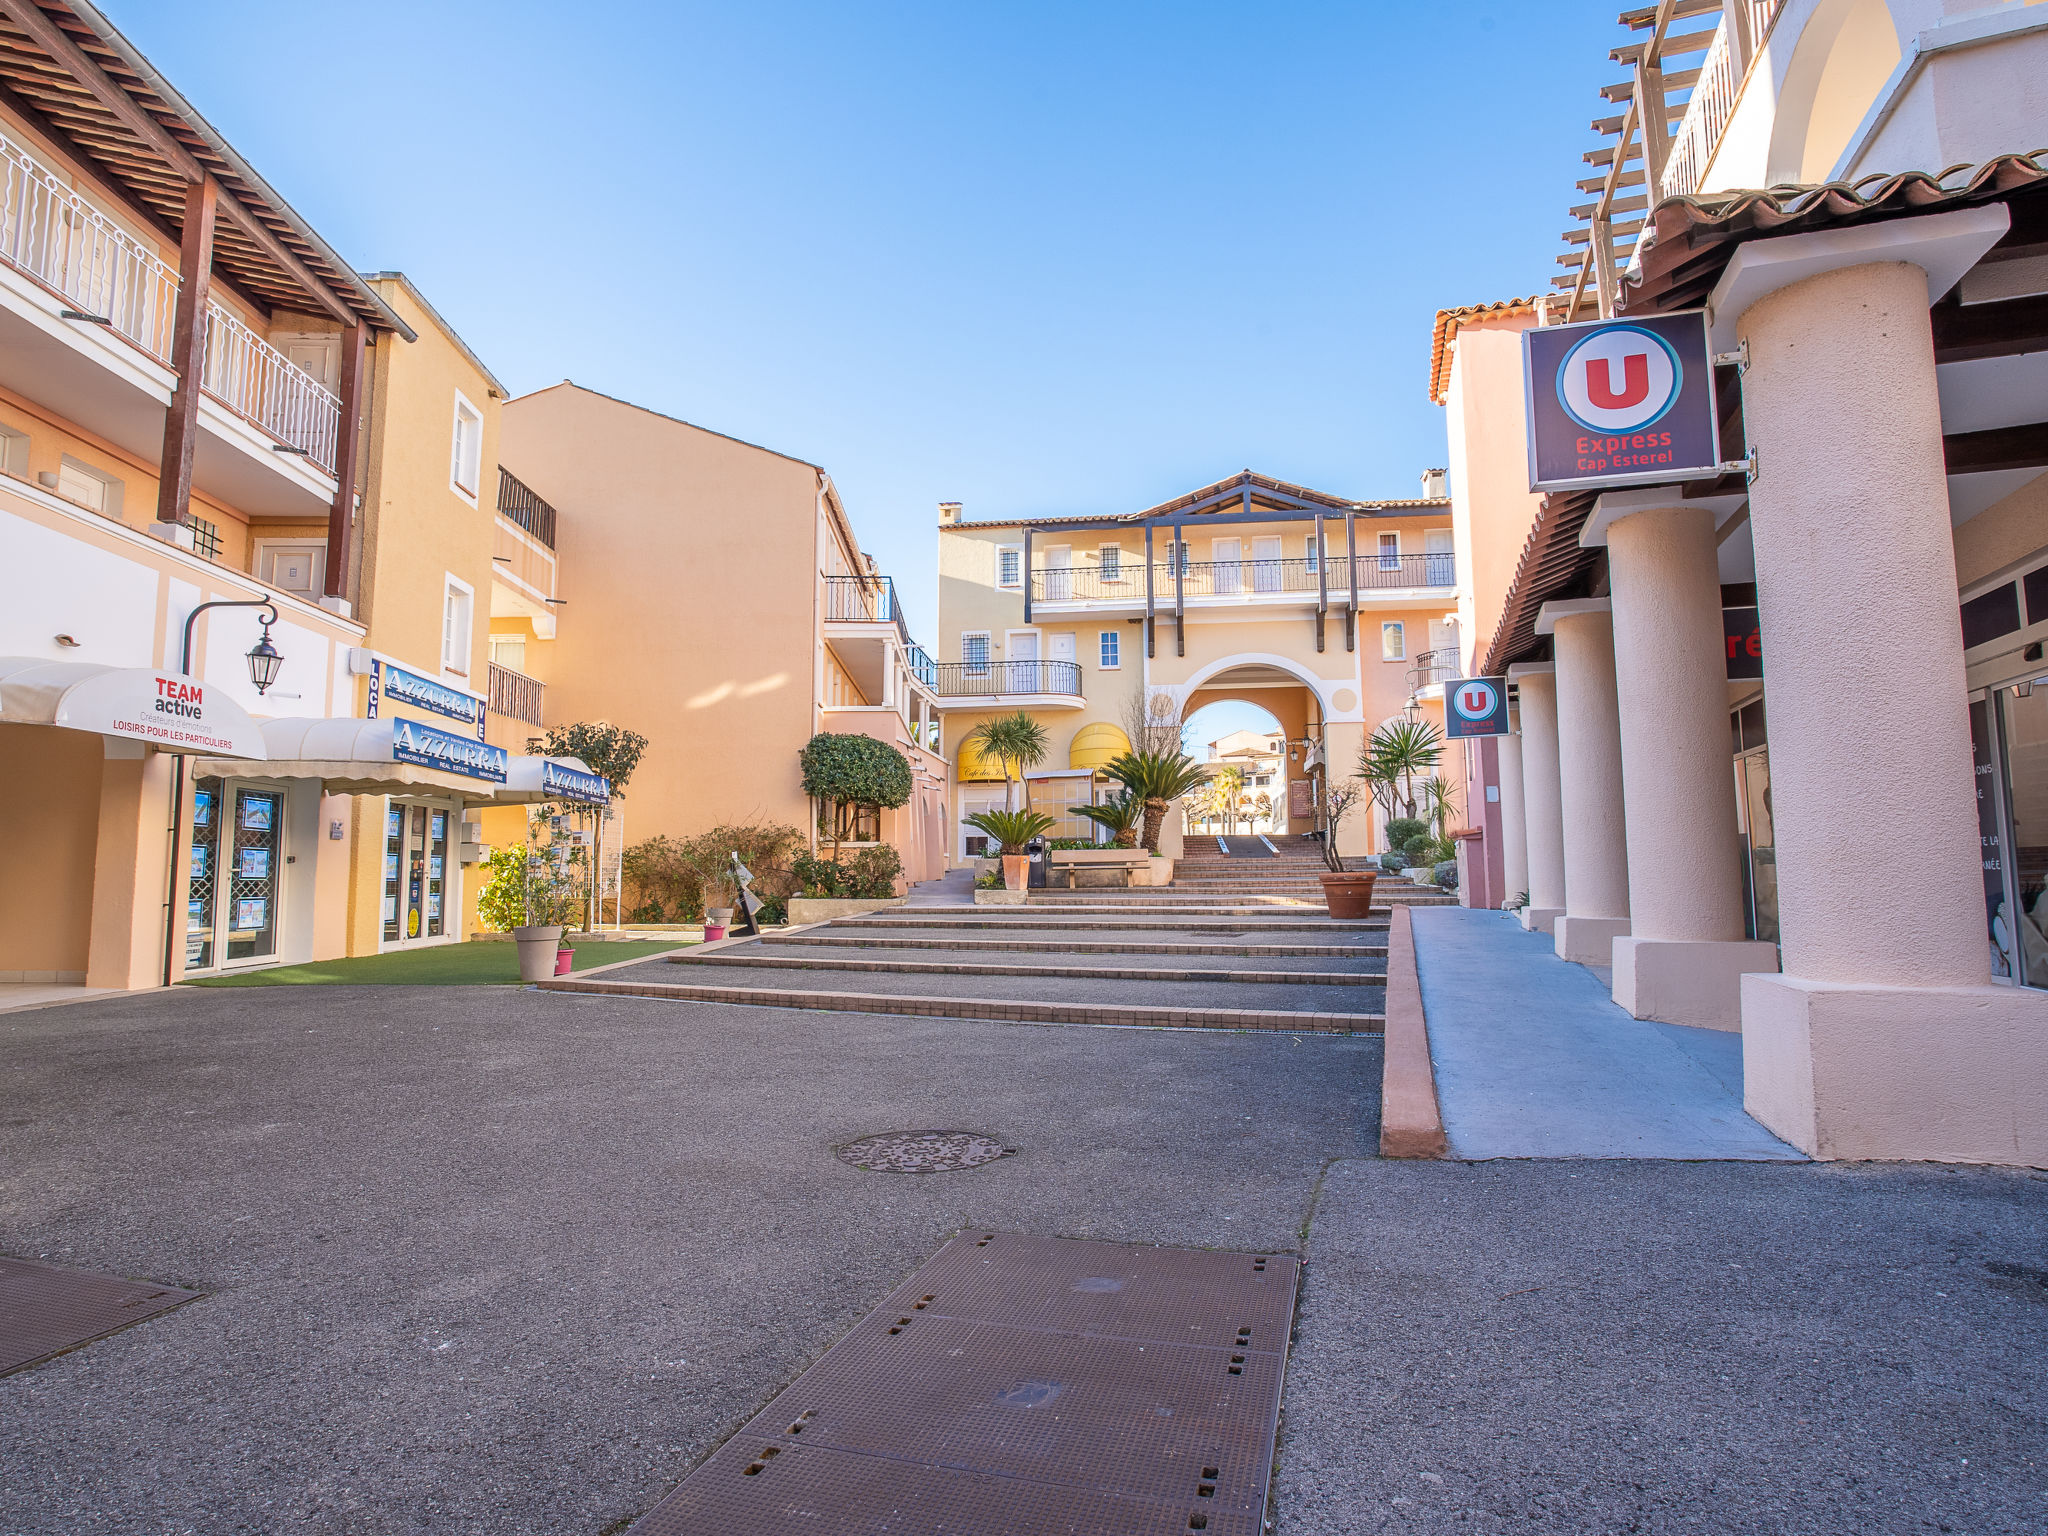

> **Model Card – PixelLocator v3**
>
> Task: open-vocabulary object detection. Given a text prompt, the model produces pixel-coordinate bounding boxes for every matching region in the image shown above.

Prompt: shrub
[974,871,1004,889]
[1433,859,1459,890]
[1378,851,1408,874]
[476,829,582,931]
[963,808,1055,854]
[475,843,529,932]
[621,823,803,921]
[792,844,903,900]
[799,734,913,852]
[1385,817,1428,852]
[1047,837,1097,850]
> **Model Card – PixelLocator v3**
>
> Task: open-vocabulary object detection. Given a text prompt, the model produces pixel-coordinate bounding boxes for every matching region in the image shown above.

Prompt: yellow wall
[0,724,104,976]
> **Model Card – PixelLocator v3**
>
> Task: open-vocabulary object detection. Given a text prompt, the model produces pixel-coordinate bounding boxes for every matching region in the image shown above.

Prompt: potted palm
[1101,748,1211,853]
[963,808,1055,891]
[1316,780,1378,918]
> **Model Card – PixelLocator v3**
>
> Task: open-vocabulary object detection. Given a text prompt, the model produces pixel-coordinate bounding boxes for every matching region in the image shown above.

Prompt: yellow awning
[1069,721,1131,771]
[956,736,1008,782]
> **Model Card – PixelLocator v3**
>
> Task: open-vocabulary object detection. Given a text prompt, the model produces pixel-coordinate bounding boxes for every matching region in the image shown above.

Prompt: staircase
[1168,841,1457,906]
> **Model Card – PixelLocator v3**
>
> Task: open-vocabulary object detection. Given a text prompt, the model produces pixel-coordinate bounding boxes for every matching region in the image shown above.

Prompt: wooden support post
[1314,511,1327,654]
[1172,521,1186,659]
[1592,212,1619,319]
[1636,60,1670,200]
[1727,0,1755,76]
[155,176,216,527]
[1022,526,1034,623]
[1144,524,1155,659]
[1345,510,1359,654]
[324,321,367,600]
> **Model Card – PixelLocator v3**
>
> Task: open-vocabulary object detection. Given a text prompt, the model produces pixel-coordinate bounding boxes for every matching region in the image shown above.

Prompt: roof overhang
[0,656,265,756]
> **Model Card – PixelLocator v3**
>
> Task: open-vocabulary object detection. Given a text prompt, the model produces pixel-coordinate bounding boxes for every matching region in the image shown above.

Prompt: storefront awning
[191,717,499,797]
[0,657,266,757]
[497,755,611,805]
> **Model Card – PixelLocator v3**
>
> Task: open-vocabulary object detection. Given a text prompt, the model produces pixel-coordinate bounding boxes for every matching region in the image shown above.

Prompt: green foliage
[1433,859,1460,890]
[967,712,1051,803]
[799,733,914,809]
[476,819,582,932]
[1385,817,1428,851]
[621,823,803,921]
[963,808,1056,854]
[974,871,1005,890]
[1361,718,1445,818]
[1073,790,1143,848]
[1102,750,1211,852]
[791,844,904,899]
[1378,851,1409,873]
[540,721,648,798]
[1422,774,1461,837]
[475,843,530,933]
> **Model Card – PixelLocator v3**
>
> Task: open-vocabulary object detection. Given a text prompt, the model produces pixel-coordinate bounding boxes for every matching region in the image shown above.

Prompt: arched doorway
[1173,660,1330,846]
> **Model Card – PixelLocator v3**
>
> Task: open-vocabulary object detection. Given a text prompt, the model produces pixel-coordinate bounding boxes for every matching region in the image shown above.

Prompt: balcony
[1409,646,1462,692]
[0,129,341,509]
[1031,553,1455,605]
[488,661,545,726]
[497,467,557,549]
[934,659,1084,700]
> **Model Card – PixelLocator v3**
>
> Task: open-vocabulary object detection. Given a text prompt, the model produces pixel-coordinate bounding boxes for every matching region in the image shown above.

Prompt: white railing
[1663,0,1785,200]
[0,129,340,476]
[202,304,340,474]
[0,131,177,362]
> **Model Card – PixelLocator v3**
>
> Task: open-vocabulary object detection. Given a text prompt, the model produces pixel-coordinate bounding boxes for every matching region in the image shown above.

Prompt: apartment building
[935,471,1463,860]
[494,384,951,888]
[1441,0,2048,1163]
[0,3,603,994]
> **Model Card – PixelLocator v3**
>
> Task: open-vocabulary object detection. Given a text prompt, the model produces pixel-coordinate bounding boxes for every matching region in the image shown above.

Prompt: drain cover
[836,1130,1010,1173]
[0,1255,202,1377]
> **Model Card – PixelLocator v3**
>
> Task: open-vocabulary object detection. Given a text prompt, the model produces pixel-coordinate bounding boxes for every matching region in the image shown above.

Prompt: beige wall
[1442,311,1547,668]
[0,724,103,977]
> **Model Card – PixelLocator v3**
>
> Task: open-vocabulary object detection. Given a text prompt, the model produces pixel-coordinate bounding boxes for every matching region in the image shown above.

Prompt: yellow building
[935,471,1464,862]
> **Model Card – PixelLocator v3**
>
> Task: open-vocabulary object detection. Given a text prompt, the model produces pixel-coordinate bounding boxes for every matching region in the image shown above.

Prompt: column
[1497,728,1529,910]
[1544,602,1630,964]
[1737,256,2047,1163]
[1605,502,1778,1028]
[85,742,173,990]
[1509,664,1564,932]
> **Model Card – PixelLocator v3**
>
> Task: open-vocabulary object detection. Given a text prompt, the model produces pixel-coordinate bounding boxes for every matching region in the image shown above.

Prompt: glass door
[226,788,281,963]
[382,803,405,941]
[426,807,449,938]
[405,804,428,940]
[185,780,222,971]
[1994,686,2048,988]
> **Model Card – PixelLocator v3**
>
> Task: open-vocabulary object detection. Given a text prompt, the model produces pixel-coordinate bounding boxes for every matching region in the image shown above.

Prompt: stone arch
[1766,0,1903,185]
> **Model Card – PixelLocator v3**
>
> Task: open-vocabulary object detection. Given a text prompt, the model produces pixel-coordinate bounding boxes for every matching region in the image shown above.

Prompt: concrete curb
[1379,905,1448,1159]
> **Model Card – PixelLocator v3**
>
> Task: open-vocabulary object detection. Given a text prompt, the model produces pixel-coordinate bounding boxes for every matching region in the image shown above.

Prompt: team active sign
[1443,676,1510,739]
[1523,311,1721,493]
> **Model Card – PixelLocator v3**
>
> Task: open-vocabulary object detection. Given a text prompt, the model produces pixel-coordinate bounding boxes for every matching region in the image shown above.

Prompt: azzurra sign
[369,659,486,738]
[1523,310,1723,493]
[542,760,611,805]
[391,719,508,783]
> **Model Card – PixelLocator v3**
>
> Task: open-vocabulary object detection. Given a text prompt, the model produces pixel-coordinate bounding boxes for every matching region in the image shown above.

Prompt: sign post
[1524,310,1724,493]
[1443,676,1511,739]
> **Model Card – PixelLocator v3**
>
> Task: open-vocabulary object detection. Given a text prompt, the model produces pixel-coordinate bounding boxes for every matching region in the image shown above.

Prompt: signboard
[1288,778,1313,818]
[541,759,610,805]
[46,666,266,757]
[391,718,507,782]
[1724,607,1762,679]
[368,658,486,739]
[1524,310,1722,492]
[1443,676,1511,739]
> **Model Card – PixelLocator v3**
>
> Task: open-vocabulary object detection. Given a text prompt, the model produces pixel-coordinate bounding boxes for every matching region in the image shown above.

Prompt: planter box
[787,896,906,924]
[973,888,1029,905]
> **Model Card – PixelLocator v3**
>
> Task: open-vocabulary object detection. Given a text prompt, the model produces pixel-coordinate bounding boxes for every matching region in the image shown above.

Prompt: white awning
[0,657,266,757]
[498,754,611,805]
[192,717,493,797]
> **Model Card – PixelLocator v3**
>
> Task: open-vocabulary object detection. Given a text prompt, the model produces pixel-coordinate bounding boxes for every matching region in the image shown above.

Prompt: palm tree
[969,712,1050,810]
[1211,766,1245,834]
[1103,749,1211,853]
[1074,790,1143,848]
[1362,718,1445,820]
[1422,774,1461,839]
[962,807,1055,854]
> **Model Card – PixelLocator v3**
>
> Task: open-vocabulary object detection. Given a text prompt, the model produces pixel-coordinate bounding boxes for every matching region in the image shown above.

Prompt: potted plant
[1100,748,1211,852]
[704,905,734,940]
[512,836,581,983]
[962,809,1055,891]
[1316,781,1378,918]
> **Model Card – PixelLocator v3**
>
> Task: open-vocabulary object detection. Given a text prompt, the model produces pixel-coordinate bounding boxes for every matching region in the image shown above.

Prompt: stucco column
[1508,665,1564,933]
[1545,603,1630,965]
[1604,504,1779,1028]
[1737,256,2046,1162]
[85,742,172,990]
[1496,729,1529,911]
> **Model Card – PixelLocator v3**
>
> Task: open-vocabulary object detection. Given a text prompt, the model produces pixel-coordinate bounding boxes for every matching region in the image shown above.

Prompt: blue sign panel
[372,660,483,730]
[1443,676,1511,739]
[391,718,508,783]
[1523,310,1722,493]
[543,760,611,805]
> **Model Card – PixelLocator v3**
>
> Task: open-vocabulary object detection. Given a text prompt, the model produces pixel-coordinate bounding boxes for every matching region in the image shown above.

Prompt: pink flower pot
[554,949,574,976]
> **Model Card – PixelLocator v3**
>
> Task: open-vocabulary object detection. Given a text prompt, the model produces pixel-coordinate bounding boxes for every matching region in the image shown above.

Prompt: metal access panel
[0,1255,203,1377]
[631,1232,1301,1536]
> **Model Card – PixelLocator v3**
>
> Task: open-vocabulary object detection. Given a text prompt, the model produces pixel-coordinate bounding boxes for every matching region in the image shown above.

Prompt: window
[1382,621,1406,661]
[442,575,475,674]
[0,421,26,478]
[1099,630,1120,669]
[1305,536,1321,574]
[1099,544,1122,581]
[996,546,1022,588]
[450,393,483,502]
[55,456,119,516]
[962,632,990,674]
[1378,532,1401,571]
[490,634,528,672]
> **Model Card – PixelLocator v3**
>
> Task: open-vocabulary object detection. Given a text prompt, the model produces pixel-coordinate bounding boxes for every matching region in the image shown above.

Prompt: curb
[1378,905,1448,1158]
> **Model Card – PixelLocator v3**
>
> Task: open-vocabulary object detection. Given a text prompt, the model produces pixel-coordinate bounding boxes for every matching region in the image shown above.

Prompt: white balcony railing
[0,129,340,476]
[1661,1,1786,201]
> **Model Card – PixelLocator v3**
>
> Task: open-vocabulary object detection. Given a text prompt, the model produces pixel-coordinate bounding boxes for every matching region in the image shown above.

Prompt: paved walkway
[1411,907,1802,1160]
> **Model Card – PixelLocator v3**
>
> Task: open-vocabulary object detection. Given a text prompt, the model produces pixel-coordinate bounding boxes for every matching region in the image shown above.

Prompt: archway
[1175,661,1329,844]
[1766,0,1902,184]
[1182,698,1287,837]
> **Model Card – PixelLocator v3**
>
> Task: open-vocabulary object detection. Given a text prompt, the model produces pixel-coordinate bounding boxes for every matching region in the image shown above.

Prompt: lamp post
[162,595,286,987]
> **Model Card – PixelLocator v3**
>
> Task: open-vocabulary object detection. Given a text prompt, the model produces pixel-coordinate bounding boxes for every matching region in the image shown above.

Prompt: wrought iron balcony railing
[497,468,558,549]
[1031,552,1455,602]
[1409,646,1462,691]
[488,661,545,726]
[934,659,1084,698]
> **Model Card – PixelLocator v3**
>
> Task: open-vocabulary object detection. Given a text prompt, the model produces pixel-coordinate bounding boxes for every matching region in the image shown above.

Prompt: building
[495,383,951,891]
[1199,729,1286,834]
[1441,0,2048,1163]
[0,3,599,995]
[934,471,1463,860]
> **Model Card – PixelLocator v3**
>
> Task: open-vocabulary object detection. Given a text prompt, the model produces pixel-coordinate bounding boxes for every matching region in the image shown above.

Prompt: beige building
[1198,729,1285,834]
[496,384,951,894]
[935,472,1465,860]
[1442,0,2048,1164]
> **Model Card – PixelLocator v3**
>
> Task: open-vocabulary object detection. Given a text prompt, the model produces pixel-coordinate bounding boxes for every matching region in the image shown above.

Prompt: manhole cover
[837,1131,1011,1173]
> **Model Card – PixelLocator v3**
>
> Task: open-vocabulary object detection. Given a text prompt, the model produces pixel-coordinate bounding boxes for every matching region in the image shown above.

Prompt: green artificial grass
[182,939,691,987]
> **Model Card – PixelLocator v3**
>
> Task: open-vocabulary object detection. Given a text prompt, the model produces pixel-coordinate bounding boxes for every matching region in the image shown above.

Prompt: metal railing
[488,661,545,726]
[0,130,177,362]
[497,468,558,549]
[1664,1,1784,200]
[904,642,938,689]
[1032,553,1455,602]
[0,129,341,473]
[1409,646,1461,690]
[934,659,1084,698]
[824,573,903,624]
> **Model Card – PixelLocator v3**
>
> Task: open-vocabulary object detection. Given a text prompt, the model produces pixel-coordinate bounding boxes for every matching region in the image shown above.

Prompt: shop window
[450,393,483,501]
[1099,630,1120,669]
[185,780,222,971]
[996,546,1022,589]
[1989,687,2048,989]
[1381,621,1406,661]
[442,577,474,675]
[1962,583,2022,650]
[226,788,281,962]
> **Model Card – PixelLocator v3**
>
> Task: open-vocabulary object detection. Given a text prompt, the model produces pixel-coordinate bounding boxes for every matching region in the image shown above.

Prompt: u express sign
[1443,676,1511,739]
[1524,310,1722,493]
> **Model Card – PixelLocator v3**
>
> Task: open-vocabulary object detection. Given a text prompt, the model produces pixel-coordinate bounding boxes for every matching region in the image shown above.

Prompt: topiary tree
[799,733,913,859]
[540,721,648,797]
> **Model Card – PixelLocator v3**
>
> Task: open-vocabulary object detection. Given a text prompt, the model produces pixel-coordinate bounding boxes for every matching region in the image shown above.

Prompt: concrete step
[825,913,1388,933]
[671,945,1386,983]
[768,932,1389,958]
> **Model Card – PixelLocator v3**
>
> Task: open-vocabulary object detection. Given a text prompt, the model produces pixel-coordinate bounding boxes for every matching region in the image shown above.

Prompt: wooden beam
[1022,526,1034,623]
[1635,58,1671,198]
[1144,524,1155,660]
[1173,521,1185,659]
[1345,509,1359,655]
[154,175,214,526]
[1944,421,2048,476]
[325,321,367,599]
[1932,293,2048,365]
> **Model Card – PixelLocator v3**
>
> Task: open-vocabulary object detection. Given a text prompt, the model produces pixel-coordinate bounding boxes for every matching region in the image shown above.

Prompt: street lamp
[180,595,285,694]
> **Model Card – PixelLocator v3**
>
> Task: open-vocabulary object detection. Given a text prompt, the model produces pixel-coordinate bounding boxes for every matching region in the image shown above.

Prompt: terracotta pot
[513,924,565,983]
[1002,854,1030,893]
[1318,871,1378,919]
[554,948,574,976]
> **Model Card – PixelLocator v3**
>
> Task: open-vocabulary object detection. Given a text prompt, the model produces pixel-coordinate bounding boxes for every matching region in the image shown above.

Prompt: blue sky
[125,1,1612,646]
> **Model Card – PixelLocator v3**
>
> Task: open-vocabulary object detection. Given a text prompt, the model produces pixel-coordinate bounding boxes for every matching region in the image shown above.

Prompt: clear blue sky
[125,1,1613,646]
